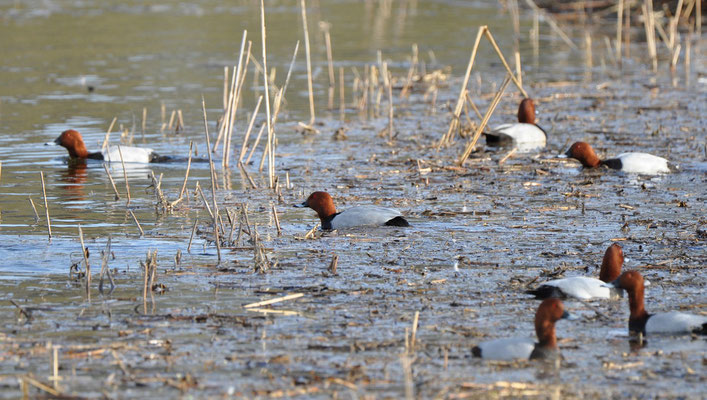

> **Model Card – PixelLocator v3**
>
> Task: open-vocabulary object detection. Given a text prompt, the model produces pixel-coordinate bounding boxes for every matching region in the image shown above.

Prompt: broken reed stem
[328,253,338,274]
[458,75,512,165]
[387,69,394,142]
[339,67,345,119]
[464,91,484,121]
[103,163,120,200]
[400,43,418,98]
[78,224,90,299]
[244,293,303,308]
[51,345,60,389]
[410,311,420,352]
[28,196,40,222]
[178,141,193,200]
[98,236,115,294]
[320,21,335,109]
[238,96,263,163]
[246,125,266,165]
[238,162,258,189]
[223,30,249,168]
[499,147,517,165]
[117,146,131,205]
[440,27,484,147]
[642,0,658,72]
[272,205,282,236]
[141,107,147,138]
[483,28,527,96]
[201,97,221,262]
[300,0,316,126]
[40,171,51,239]
[616,0,624,65]
[522,0,577,50]
[101,117,118,152]
[187,219,198,253]
[260,0,275,189]
[129,210,144,236]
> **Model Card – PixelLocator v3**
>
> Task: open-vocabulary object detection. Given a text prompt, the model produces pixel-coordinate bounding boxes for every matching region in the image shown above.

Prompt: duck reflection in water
[60,160,88,201]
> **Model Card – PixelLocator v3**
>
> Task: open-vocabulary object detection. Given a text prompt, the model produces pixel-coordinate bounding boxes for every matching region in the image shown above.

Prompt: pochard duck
[484,98,547,151]
[527,244,625,300]
[472,298,573,361]
[608,271,706,335]
[564,141,675,175]
[49,129,167,163]
[295,191,409,230]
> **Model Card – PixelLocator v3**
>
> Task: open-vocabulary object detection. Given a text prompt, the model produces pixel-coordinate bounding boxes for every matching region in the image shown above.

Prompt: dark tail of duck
[385,216,410,227]
[526,285,565,300]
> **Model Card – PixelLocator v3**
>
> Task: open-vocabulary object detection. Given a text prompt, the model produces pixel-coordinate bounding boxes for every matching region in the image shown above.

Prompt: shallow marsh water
[1,0,706,398]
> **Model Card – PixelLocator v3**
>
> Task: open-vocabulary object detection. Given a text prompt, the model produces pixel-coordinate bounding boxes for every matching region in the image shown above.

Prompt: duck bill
[45,138,60,146]
[603,278,621,289]
[293,201,308,208]
[561,310,578,321]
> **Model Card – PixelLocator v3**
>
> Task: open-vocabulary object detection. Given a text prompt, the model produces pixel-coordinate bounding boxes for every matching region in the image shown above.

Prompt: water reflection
[60,160,88,201]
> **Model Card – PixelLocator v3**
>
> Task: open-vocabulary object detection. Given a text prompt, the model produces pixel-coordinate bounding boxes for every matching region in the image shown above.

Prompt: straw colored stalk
[260,0,275,189]
[300,0,316,127]
[272,205,282,236]
[129,210,144,236]
[246,125,266,165]
[319,21,336,109]
[40,171,51,239]
[439,26,527,148]
[236,97,263,165]
[78,224,90,299]
[28,196,40,222]
[616,0,624,66]
[117,146,131,205]
[339,67,345,119]
[178,141,193,200]
[458,75,512,165]
[400,43,418,98]
[101,117,118,153]
[386,69,394,142]
[98,237,115,294]
[642,0,658,72]
[521,0,577,50]
[244,293,303,308]
[103,163,120,200]
[223,30,249,168]
[201,97,222,262]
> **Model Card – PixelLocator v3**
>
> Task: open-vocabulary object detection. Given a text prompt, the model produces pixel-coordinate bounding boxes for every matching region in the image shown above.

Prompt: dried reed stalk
[129,210,144,236]
[642,0,658,72]
[40,171,51,239]
[386,70,394,142]
[201,97,221,262]
[400,44,418,98]
[98,236,115,294]
[141,107,147,138]
[261,0,275,189]
[102,163,120,200]
[300,0,316,127]
[238,96,263,164]
[117,146,131,205]
[178,141,193,200]
[616,0,624,65]
[78,225,90,298]
[320,21,335,109]
[29,196,40,222]
[272,205,282,236]
[522,0,578,50]
[224,31,249,167]
[244,293,303,308]
[187,219,197,253]
[101,117,118,152]
[328,254,338,274]
[458,75,512,165]
[339,67,345,119]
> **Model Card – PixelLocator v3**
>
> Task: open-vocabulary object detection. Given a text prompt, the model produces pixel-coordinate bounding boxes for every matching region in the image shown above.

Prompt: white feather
[330,205,402,230]
[103,145,154,163]
[489,123,546,151]
[541,277,618,300]
[615,152,671,175]
[646,311,706,334]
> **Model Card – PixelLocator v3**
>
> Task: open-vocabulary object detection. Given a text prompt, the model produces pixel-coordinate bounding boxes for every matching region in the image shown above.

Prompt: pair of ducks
[474,244,706,361]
